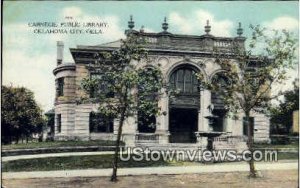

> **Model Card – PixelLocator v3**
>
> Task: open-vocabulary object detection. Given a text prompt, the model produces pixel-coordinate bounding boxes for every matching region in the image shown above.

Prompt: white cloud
[62,7,83,18]
[61,6,124,43]
[169,9,234,37]
[3,7,125,112]
[169,12,193,33]
[3,50,56,111]
[263,16,299,94]
[263,16,298,31]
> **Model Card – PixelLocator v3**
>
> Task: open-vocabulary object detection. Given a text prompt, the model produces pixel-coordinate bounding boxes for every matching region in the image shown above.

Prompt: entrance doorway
[169,108,198,143]
[211,109,226,132]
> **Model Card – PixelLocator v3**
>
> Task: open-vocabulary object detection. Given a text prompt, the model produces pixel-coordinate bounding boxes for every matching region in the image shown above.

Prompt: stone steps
[135,143,200,151]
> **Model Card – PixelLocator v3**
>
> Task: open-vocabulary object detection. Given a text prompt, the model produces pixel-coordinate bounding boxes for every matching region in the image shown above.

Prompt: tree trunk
[246,111,257,177]
[16,136,19,144]
[111,111,125,182]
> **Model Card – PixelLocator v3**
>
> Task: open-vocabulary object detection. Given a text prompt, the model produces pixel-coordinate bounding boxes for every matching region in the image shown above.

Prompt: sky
[3,1,299,112]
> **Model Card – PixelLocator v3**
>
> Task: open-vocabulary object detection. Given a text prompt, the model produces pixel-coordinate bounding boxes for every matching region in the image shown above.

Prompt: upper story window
[56,78,64,97]
[211,72,230,109]
[169,67,199,94]
[89,73,114,98]
[56,114,61,133]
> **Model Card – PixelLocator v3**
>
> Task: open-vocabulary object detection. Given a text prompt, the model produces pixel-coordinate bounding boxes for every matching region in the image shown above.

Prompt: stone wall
[53,50,270,144]
[252,112,270,143]
[54,103,76,140]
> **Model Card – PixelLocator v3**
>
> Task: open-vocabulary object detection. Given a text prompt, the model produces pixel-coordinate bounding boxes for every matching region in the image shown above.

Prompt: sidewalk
[2,151,114,162]
[2,161,298,179]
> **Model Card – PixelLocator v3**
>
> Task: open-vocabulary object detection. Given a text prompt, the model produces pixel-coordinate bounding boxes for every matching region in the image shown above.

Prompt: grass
[2,151,298,172]
[277,152,299,160]
[2,154,174,172]
[2,140,124,150]
[253,142,298,149]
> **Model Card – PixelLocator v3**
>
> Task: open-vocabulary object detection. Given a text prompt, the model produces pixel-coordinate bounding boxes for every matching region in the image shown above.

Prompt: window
[137,68,159,133]
[89,112,114,133]
[57,78,64,97]
[138,112,156,133]
[211,73,230,109]
[56,114,61,133]
[170,67,199,94]
[89,73,114,98]
[243,117,254,136]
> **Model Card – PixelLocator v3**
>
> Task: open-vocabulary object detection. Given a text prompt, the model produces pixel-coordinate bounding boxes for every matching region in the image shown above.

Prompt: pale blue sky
[3,1,299,111]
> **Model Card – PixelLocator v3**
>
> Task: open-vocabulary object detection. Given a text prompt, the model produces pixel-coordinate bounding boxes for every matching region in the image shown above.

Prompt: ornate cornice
[53,63,76,75]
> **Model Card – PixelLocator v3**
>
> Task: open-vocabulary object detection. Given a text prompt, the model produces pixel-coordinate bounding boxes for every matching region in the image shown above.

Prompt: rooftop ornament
[128,15,135,30]
[140,25,145,33]
[237,22,243,36]
[205,20,211,35]
[162,17,169,32]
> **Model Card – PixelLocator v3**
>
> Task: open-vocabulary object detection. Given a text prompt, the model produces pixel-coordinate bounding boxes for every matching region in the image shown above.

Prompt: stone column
[121,115,138,147]
[199,89,211,132]
[196,89,211,148]
[120,88,138,146]
[224,117,233,133]
[156,88,169,144]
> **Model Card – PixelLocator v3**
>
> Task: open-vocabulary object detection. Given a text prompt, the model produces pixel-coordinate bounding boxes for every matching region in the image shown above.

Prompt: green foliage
[81,34,163,122]
[1,85,45,144]
[270,79,299,134]
[81,34,164,181]
[197,25,298,117]
[196,25,297,176]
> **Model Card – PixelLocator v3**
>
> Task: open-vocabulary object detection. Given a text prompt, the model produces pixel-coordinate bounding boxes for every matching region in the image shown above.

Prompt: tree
[197,25,297,177]
[270,78,299,134]
[81,34,163,182]
[1,85,45,144]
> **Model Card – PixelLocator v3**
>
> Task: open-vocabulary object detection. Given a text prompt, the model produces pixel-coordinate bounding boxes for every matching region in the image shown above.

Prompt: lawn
[2,154,177,172]
[253,142,298,149]
[2,152,297,172]
[2,140,124,150]
[3,170,298,188]
[277,152,299,160]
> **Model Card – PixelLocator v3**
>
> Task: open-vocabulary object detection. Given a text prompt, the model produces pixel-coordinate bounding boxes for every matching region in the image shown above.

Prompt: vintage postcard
[2,1,299,187]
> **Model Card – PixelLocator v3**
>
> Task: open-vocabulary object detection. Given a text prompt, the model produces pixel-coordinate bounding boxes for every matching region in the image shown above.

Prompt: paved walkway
[3,161,298,179]
[2,151,114,162]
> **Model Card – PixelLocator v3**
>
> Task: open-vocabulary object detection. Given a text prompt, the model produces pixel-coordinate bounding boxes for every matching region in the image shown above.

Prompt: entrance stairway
[213,136,248,153]
[135,143,201,151]
[134,134,248,153]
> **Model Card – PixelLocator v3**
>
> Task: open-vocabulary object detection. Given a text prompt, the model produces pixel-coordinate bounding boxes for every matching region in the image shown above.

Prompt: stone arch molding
[203,58,222,77]
[156,56,170,68]
[165,60,208,83]
[208,60,242,83]
[209,69,228,84]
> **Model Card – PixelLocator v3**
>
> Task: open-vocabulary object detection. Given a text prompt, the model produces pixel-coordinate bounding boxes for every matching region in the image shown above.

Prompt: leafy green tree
[1,86,45,144]
[270,78,299,134]
[81,34,163,182]
[198,26,297,177]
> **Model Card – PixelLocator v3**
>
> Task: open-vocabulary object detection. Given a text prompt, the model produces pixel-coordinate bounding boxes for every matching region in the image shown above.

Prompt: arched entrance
[168,65,200,143]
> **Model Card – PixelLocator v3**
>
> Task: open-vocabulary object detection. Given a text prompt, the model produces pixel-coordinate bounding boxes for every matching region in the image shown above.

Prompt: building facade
[53,18,270,150]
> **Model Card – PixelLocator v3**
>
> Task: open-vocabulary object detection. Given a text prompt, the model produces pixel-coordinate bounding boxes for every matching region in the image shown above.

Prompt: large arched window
[169,67,199,94]
[211,72,230,109]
